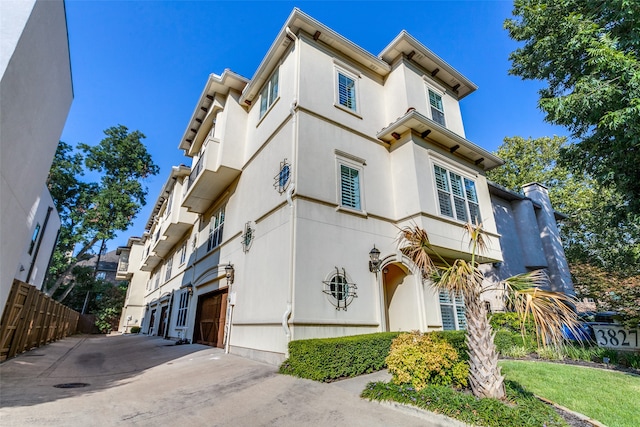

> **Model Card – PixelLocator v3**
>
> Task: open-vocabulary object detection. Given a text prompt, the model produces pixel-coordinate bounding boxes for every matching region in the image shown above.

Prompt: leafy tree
[487,136,640,323]
[505,0,640,215]
[45,125,159,300]
[571,263,640,327]
[94,282,128,333]
[486,136,640,277]
[398,223,579,400]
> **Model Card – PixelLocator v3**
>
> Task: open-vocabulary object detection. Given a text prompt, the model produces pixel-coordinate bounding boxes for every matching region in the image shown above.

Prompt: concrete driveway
[0,334,462,427]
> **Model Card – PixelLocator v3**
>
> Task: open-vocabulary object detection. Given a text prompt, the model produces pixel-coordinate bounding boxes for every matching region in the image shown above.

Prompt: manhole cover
[53,383,90,389]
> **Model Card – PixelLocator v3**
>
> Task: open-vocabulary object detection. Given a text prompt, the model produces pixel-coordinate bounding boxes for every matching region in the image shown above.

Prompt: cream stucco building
[118,9,573,364]
[1,0,73,319]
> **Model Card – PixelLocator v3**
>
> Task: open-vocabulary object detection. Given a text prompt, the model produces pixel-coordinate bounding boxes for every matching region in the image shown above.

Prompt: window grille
[322,268,358,311]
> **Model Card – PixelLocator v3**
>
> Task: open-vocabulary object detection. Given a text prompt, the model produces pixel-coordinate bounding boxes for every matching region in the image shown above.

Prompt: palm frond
[502,270,581,348]
[397,225,440,278]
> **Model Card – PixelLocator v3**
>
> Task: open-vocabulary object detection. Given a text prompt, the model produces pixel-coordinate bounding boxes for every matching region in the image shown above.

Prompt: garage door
[194,289,227,348]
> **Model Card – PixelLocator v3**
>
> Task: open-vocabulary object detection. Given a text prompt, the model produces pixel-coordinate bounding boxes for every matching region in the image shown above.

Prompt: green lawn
[499,360,640,427]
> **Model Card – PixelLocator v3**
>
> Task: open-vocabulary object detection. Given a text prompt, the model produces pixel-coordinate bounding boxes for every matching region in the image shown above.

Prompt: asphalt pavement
[0,334,467,427]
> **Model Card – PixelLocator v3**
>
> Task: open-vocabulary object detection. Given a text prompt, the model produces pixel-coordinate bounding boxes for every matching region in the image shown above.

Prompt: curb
[536,395,608,427]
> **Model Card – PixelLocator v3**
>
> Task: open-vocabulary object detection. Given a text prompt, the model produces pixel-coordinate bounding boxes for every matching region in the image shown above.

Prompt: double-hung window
[339,164,361,210]
[259,68,279,118]
[434,165,481,223]
[439,291,467,330]
[207,206,225,251]
[176,291,189,327]
[428,88,446,127]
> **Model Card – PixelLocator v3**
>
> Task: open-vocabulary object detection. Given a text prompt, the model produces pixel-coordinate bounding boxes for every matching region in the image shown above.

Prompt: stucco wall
[0,0,72,316]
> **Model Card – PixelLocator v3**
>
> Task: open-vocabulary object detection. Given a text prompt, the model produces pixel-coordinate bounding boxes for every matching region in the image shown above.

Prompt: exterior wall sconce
[369,246,381,273]
[185,284,194,296]
[225,262,235,284]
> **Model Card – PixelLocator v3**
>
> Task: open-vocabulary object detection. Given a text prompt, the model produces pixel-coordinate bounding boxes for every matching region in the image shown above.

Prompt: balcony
[181,138,241,213]
[140,250,162,272]
[152,205,196,258]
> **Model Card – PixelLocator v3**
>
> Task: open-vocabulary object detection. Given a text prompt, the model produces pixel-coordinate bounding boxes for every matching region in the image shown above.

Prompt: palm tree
[398,222,580,400]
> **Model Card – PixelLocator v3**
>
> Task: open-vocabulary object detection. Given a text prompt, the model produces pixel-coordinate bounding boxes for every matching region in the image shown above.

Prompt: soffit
[379,31,477,99]
[239,8,391,107]
[179,70,249,152]
[377,109,503,171]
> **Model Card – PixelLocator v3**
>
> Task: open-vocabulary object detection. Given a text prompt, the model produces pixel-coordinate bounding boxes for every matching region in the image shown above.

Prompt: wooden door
[194,290,227,348]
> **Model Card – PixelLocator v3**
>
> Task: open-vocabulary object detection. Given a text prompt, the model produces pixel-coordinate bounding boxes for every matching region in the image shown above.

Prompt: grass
[499,360,640,427]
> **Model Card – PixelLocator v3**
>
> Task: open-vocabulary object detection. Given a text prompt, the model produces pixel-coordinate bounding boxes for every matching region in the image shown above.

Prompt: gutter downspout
[283,27,299,353]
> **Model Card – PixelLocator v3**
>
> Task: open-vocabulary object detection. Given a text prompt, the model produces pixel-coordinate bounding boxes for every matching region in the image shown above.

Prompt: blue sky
[60,0,568,252]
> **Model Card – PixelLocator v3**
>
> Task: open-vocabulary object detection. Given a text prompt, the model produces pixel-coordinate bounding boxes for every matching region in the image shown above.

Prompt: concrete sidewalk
[0,334,466,426]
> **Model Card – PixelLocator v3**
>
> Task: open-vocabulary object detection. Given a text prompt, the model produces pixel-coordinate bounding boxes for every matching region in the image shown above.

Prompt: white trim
[422,77,447,95]
[333,59,362,78]
[336,155,365,213]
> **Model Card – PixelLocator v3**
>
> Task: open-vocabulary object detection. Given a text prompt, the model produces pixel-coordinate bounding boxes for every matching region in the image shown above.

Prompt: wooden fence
[0,280,79,362]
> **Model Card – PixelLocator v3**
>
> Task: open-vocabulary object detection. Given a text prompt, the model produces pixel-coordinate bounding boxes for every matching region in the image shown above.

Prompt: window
[428,89,445,126]
[179,241,187,265]
[28,224,41,255]
[207,206,225,251]
[322,268,357,311]
[339,164,361,210]
[439,291,466,330]
[166,192,173,217]
[154,274,160,290]
[337,71,357,111]
[433,165,481,223]
[165,257,173,282]
[176,291,190,327]
[274,160,291,194]
[96,272,106,280]
[259,68,279,117]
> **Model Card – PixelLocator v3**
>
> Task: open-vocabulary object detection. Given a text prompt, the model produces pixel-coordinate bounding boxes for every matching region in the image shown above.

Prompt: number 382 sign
[591,325,640,350]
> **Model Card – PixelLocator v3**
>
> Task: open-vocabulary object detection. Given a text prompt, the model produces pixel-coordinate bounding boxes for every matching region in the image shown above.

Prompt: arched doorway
[382,263,421,332]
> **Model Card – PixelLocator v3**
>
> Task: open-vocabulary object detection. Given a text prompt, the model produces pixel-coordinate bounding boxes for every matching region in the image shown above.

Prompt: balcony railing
[188,155,204,190]
[118,262,129,272]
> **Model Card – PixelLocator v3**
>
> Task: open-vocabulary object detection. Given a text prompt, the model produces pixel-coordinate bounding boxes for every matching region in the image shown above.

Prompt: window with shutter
[340,164,361,210]
[428,89,446,126]
[259,69,279,118]
[439,290,467,330]
[433,164,481,224]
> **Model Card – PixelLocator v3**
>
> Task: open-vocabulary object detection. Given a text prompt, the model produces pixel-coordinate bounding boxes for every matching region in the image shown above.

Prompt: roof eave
[379,31,477,99]
[377,110,503,170]
[239,8,390,107]
[178,70,249,152]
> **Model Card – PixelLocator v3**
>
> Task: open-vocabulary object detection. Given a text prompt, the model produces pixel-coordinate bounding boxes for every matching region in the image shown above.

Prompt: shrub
[385,331,468,391]
[501,345,530,358]
[429,330,468,360]
[279,332,400,381]
[130,326,141,334]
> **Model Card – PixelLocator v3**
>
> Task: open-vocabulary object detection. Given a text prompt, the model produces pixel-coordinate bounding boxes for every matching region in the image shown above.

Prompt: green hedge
[279,330,471,382]
[279,332,400,381]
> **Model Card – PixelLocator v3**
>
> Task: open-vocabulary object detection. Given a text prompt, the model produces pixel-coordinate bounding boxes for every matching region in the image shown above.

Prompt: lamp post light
[369,246,381,273]
[225,262,235,284]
